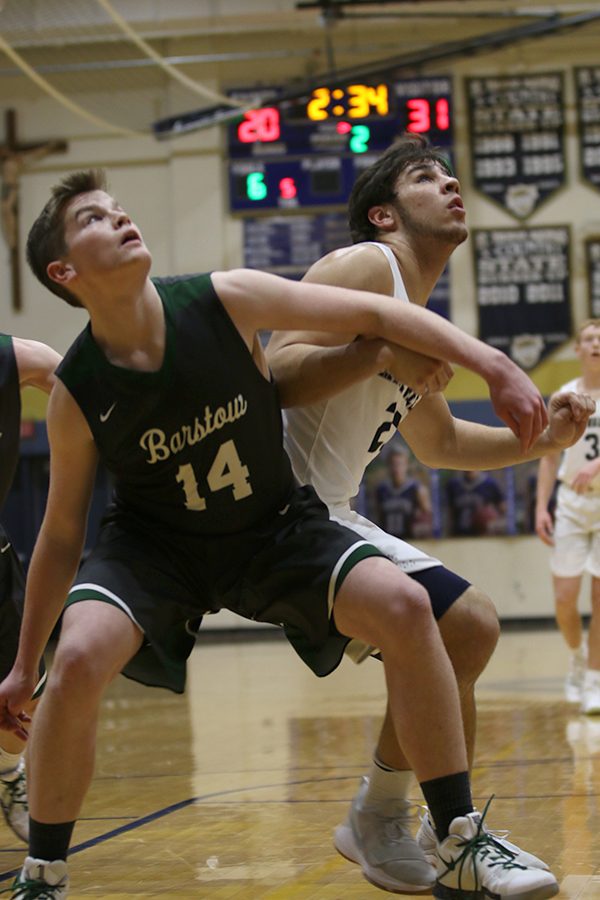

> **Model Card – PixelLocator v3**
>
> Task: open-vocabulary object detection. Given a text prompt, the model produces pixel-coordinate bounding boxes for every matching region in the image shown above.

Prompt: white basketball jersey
[284,243,422,505]
[557,378,600,490]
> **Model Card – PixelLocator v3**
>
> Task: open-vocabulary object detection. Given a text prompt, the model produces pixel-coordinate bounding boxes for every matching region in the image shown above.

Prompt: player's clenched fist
[546,391,596,450]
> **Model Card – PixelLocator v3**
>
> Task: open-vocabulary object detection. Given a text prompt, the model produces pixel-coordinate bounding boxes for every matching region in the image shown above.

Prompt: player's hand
[546,392,596,451]
[571,459,600,494]
[0,668,36,741]
[486,355,548,452]
[378,342,454,395]
[535,508,555,546]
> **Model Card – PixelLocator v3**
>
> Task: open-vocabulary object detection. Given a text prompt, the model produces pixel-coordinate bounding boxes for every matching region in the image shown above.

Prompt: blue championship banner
[473,226,571,369]
[467,73,565,219]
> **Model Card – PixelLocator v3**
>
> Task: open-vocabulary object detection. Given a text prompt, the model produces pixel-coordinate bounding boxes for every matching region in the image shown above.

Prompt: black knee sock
[419,771,473,841]
[29,818,75,862]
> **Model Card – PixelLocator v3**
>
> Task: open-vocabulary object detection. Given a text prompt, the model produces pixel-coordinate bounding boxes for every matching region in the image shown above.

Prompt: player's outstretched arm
[0,382,98,737]
[401,391,593,473]
[13,336,62,394]
[214,267,547,450]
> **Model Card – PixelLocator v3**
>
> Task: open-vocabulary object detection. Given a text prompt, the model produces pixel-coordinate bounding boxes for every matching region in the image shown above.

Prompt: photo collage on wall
[355,435,553,540]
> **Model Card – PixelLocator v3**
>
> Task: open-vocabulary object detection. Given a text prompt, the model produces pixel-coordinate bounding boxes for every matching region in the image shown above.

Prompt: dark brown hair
[348,134,452,243]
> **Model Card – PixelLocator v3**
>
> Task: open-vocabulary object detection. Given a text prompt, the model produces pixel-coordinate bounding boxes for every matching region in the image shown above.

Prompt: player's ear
[367,203,396,233]
[46,259,76,289]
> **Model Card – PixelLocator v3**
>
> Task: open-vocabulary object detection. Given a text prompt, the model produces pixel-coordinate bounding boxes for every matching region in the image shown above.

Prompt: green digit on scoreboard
[247,172,267,200]
[349,125,371,154]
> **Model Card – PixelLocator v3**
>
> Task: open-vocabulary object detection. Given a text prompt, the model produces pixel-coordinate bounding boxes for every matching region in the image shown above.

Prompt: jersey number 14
[175,439,253,510]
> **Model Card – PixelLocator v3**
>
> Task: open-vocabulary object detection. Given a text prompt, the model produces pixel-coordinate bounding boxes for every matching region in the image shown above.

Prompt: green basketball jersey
[57,273,296,535]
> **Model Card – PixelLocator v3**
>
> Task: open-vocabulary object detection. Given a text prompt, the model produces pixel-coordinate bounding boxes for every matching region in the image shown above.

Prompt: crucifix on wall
[1,109,68,311]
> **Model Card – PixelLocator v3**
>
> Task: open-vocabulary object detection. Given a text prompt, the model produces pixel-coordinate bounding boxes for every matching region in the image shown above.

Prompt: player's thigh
[551,529,590,578]
[551,494,590,577]
[332,508,477,659]
[337,509,474,625]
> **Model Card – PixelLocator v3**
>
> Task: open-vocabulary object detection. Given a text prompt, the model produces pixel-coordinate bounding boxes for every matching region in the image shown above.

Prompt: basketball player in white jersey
[536,319,600,714]
[266,134,580,894]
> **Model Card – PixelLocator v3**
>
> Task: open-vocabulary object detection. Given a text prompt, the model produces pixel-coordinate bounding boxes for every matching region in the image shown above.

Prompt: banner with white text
[467,73,565,219]
[473,226,571,369]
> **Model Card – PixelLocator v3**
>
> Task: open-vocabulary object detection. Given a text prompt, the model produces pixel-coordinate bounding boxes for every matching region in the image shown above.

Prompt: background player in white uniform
[536,319,600,714]
[267,134,587,894]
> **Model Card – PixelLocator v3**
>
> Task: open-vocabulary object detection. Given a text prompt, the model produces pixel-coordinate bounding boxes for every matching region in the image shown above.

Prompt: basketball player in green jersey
[0,169,583,899]
[0,335,59,842]
[266,134,577,893]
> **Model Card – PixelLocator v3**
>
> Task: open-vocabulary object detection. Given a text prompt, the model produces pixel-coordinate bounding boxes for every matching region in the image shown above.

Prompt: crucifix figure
[1,109,67,311]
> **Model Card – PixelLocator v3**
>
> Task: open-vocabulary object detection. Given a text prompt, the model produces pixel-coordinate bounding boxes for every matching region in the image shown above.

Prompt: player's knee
[554,587,580,609]
[439,585,499,683]
[377,579,436,645]
[50,636,116,703]
[468,586,499,652]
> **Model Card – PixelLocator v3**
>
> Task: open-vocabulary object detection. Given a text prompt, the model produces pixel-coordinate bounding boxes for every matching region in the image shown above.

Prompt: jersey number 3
[176,439,253,511]
[585,433,600,461]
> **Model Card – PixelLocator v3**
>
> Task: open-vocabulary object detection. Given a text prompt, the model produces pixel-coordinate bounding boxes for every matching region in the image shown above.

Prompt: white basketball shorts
[550,484,600,578]
[328,503,441,573]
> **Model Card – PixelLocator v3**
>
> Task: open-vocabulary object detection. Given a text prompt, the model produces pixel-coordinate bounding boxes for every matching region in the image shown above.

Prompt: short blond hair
[576,319,600,342]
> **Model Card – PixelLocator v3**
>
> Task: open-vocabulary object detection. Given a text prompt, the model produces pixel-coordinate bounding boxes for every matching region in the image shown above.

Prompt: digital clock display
[227,76,453,211]
[305,83,390,120]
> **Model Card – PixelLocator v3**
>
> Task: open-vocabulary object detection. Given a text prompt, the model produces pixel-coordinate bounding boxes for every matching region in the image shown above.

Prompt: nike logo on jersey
[278,504,290,516]
[99,402,117,423]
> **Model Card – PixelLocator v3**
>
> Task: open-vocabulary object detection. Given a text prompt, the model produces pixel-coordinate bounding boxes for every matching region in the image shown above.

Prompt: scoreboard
[227,75,454,212]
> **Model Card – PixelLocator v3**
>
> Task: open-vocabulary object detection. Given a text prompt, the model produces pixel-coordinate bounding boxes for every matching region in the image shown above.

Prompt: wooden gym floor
[0,626,598,898]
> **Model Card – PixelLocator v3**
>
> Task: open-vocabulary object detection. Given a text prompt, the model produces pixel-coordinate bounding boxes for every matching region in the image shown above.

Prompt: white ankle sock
[363,756,414,806]
[0,748,22,782]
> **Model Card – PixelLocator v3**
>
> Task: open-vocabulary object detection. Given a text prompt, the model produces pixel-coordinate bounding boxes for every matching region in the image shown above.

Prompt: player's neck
[380,236,451,306]
[89,280,166,372]
[579,369,600,392]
